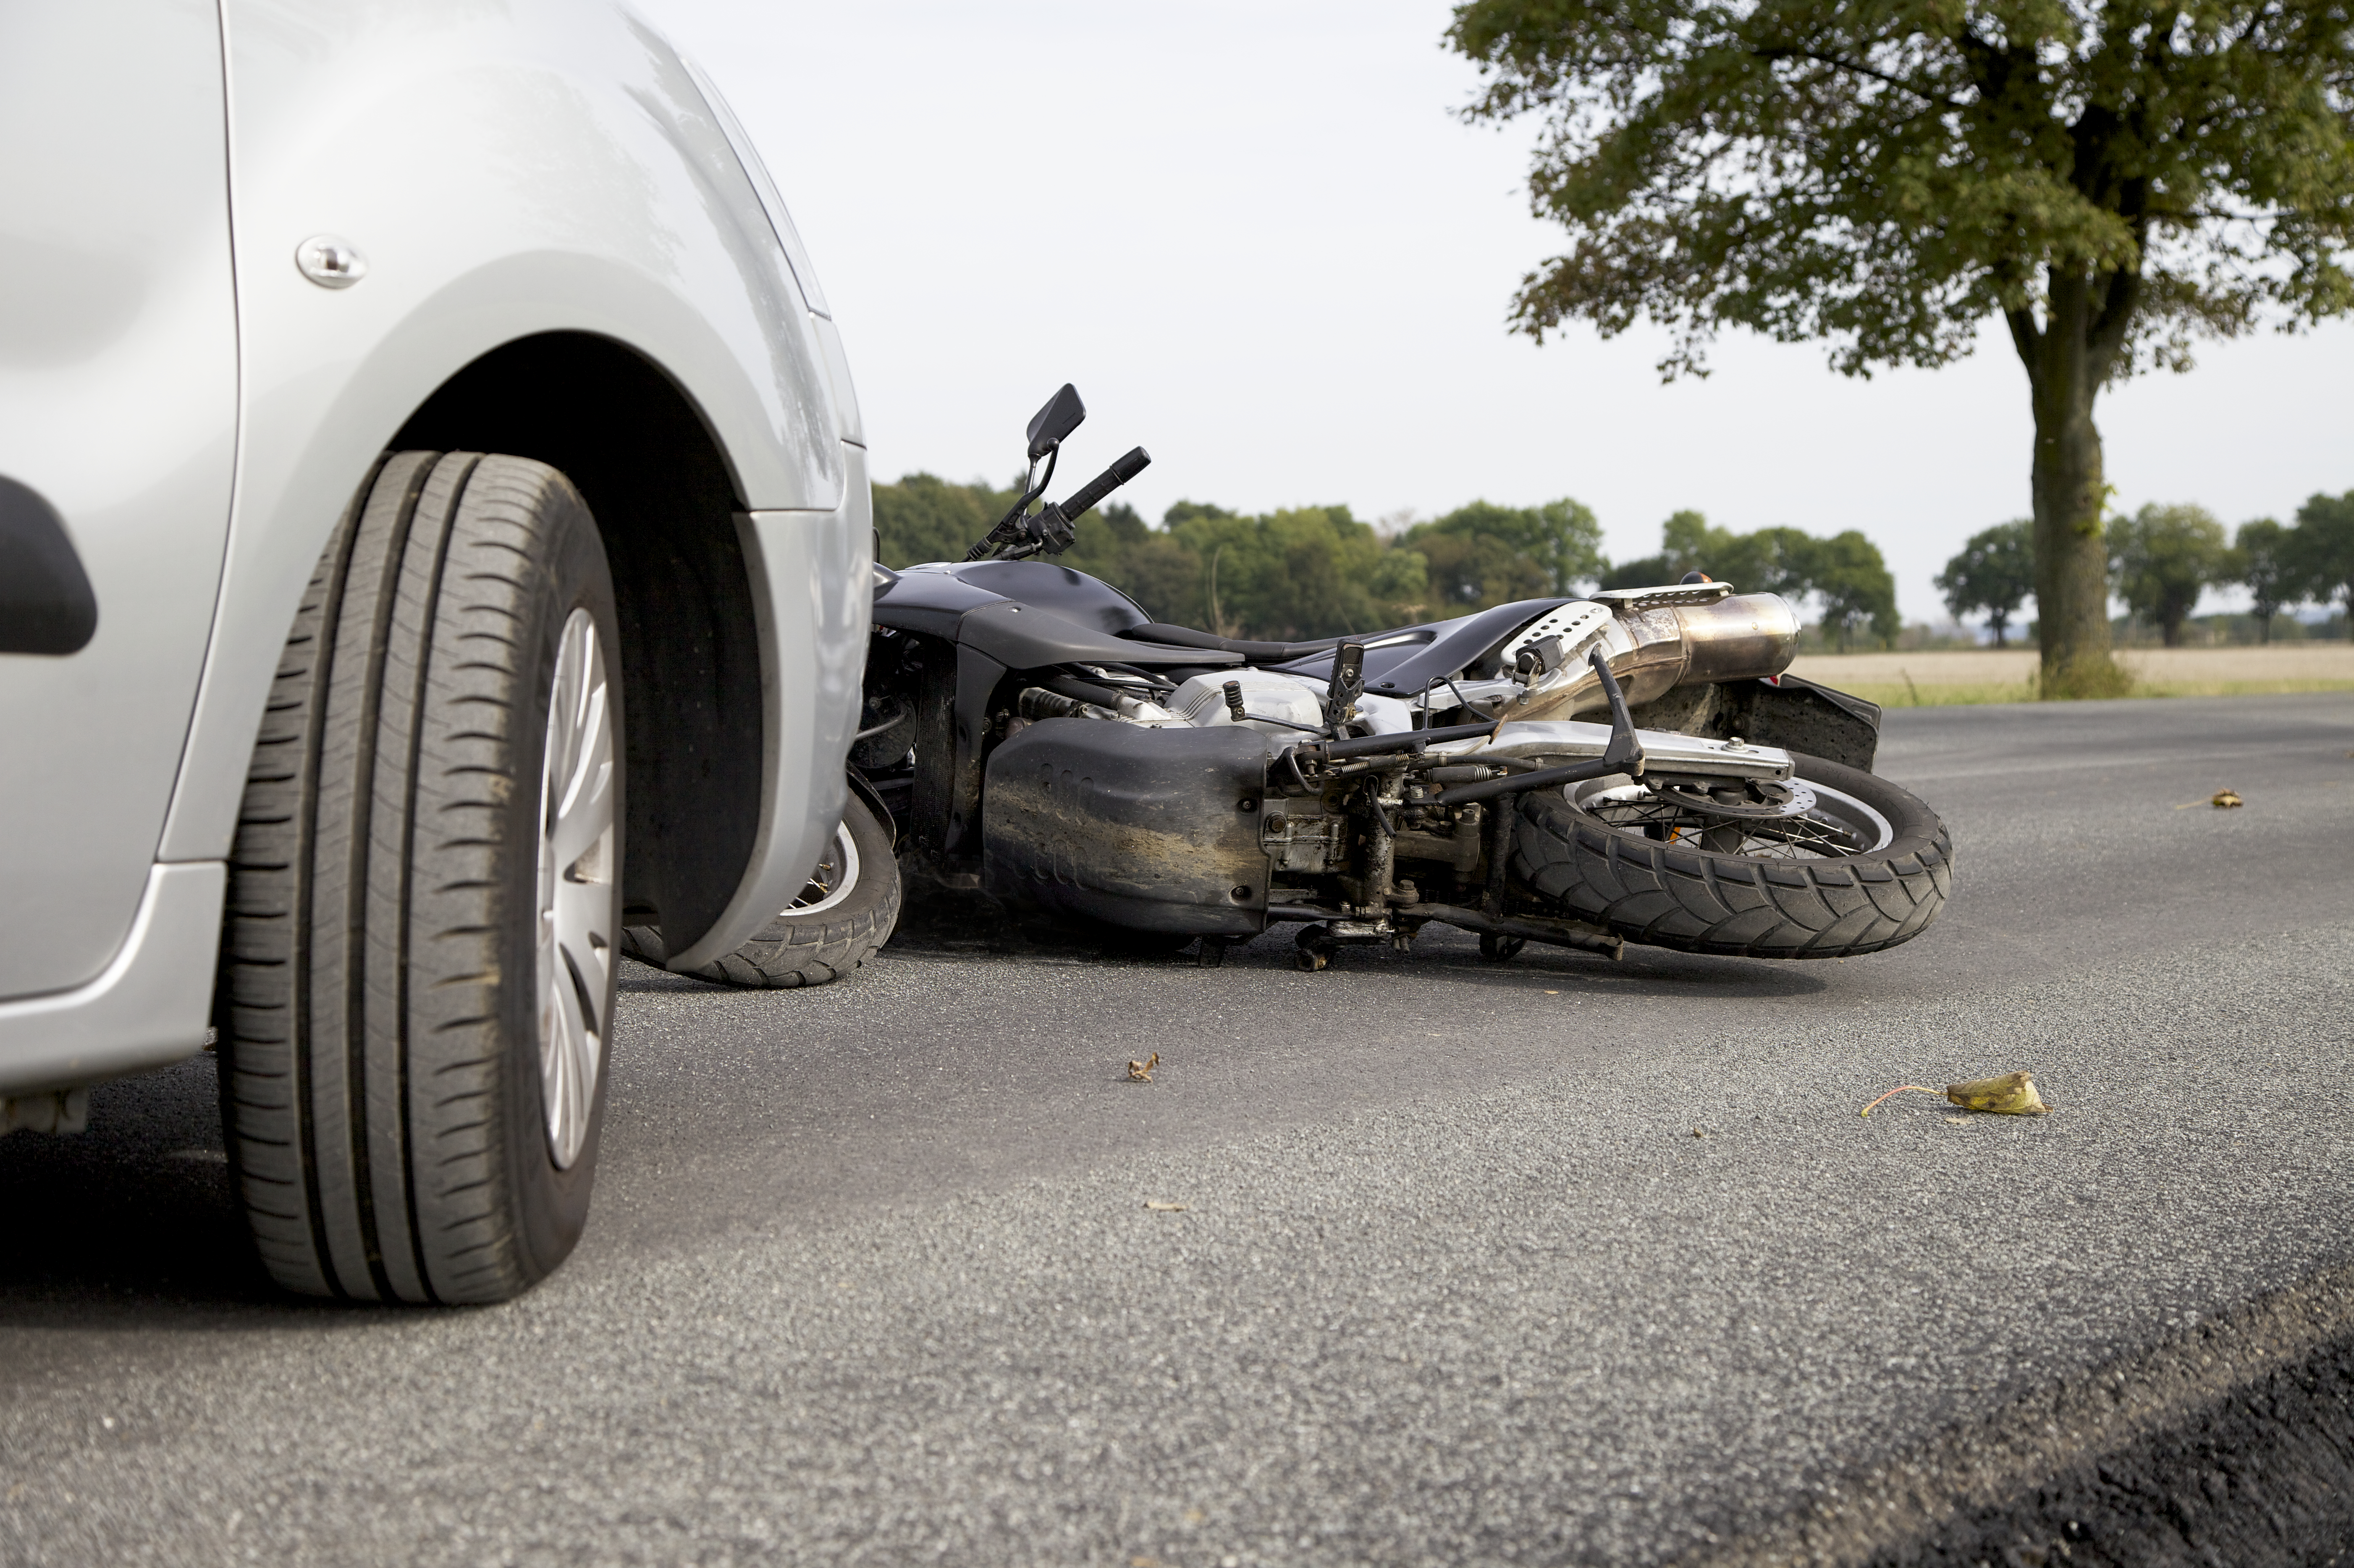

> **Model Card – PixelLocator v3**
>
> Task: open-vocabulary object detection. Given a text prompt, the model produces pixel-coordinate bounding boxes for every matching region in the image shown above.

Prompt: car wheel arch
[392,330,767,953]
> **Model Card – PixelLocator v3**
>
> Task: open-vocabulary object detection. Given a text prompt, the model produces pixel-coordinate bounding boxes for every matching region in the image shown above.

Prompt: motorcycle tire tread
[1511,753,1952,960]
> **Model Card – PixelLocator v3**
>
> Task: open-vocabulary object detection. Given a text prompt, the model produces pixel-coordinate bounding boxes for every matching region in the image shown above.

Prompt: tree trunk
[2011,273,2131,698]
[1989,615,2008,649]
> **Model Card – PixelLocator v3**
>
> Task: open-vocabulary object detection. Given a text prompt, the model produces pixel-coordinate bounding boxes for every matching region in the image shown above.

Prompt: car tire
[217,451,624,1303]
[619,792,899,987]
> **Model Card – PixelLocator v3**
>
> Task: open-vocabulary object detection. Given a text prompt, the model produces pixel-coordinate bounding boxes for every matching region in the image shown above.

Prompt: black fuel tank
[948,559,1149,634]
[983,719,1274,936]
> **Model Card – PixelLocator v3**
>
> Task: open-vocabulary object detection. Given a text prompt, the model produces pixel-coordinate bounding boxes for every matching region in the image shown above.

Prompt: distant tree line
[1936,491,2354,647]
[1599,511,1898,650]
[873,475,1898,647]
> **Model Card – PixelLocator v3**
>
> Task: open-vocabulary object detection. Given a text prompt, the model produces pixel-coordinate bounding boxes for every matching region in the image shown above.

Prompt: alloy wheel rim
[536,608,616,1170]
[1568,774,1895,859]
[784,824,862,918]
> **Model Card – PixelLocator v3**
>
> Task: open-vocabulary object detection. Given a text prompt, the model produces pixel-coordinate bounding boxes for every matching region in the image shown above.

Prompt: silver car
[0,0,870,1302]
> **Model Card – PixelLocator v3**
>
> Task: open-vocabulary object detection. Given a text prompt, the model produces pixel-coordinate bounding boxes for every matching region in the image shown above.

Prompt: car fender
[158,0,863,964]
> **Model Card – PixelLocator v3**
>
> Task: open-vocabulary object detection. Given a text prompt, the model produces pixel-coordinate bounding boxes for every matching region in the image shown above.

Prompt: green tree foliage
[1447,0,2354,697]
[1810,530,1904,651]
[1055,501,1202,624]
[1935,521,2037,646]
[1408,530,1551,611]
[872,472,1017,569]
[2109,502,2231,646]
[1398,498,1606,603]
[2231,517,2299,643]
[2293,490,2354,631]
[870,474,1915,648]
[1164,504,1426,640]
[1604,511,1899,647]
[1596,551,1674,591]
[871,475,1437,640]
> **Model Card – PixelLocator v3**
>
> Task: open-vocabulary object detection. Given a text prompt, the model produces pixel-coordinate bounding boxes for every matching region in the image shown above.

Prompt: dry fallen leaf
[1946,1070,2048,1114]
[2211,788,2243,809]
[1127,1052,1160,1082]
[1143,1200,1188,1212]
[1691,1126,1706,1139]
[1862,1069,2049,1117]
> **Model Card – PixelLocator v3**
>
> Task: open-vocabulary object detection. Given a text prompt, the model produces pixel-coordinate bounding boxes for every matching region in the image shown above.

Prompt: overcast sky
[642,0,2351,627]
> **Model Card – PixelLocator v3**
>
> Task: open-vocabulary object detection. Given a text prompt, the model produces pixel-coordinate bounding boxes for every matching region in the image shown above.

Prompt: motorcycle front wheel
[1510,752,1951,959]
[620,793,901,987]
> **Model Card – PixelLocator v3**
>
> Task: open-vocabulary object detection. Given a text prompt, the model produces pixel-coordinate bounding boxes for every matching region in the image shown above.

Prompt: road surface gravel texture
[3,694,2350,1568]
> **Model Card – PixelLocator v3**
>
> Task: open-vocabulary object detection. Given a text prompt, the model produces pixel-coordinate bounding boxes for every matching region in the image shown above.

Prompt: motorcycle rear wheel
[1511,752,1951,959]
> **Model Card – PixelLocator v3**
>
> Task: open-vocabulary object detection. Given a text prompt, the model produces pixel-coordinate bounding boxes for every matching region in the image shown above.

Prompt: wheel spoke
[535,608,616,1170]
[782,824,862,916]
[1581,777,1885,861]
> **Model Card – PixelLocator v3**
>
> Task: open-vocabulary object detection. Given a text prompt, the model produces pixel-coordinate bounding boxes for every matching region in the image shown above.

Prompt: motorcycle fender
[1722,676,1882,772]
[983,720,1271,936]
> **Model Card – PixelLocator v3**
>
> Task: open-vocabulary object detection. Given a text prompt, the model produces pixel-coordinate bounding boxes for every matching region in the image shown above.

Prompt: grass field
[1786,645,2354,707]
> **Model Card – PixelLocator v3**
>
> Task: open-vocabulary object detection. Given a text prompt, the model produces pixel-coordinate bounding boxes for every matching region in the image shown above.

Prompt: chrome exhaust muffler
[1504,583,1799,721]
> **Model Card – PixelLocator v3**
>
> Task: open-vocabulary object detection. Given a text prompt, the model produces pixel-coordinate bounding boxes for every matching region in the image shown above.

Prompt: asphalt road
[4,693,2350,1567]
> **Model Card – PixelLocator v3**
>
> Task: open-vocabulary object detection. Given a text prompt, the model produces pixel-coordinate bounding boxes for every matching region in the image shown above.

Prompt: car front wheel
[218,451,622,1303]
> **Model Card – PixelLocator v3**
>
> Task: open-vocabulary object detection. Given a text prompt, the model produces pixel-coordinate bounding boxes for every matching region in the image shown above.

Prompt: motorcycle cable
[1082,662,1179,692]
[1413,673,1486,728]
[989,447,1157,562]
[1229,705,1327,736]
[965,446,1061,561]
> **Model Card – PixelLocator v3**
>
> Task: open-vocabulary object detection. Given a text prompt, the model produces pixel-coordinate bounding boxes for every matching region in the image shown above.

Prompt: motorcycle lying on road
[628,384,1952,982]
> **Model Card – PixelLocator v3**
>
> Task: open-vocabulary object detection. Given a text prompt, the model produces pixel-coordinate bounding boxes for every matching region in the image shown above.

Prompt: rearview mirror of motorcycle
[1025,383,1087,460]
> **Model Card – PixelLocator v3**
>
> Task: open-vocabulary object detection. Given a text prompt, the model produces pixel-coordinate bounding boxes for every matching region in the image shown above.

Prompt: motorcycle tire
[1511,751,1951,960]
[620,793,900,987]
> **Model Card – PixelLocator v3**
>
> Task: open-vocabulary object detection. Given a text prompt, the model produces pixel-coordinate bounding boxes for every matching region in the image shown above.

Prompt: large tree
[1448,0,2354,696]
[1807,529,1905,648]
[1935,520,2037,645]
[2110,501,2231,644]
[2230,516,2298,641]
[2294,488,2354,630]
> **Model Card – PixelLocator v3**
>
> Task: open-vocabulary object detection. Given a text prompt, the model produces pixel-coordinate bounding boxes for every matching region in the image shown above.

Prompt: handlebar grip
[1056,446,1151,520]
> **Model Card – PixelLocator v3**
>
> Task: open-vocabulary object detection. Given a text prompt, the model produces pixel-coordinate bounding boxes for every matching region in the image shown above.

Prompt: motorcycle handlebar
[1058,446,1151,520]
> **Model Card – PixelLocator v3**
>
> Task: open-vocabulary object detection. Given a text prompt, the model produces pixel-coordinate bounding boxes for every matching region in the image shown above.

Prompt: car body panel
[0,865,226,1097]
[0,0,239,998]
[162,0,844,868]
[2,0,867,1089]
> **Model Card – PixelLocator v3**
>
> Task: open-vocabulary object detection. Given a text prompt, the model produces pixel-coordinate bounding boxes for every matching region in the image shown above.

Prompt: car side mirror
[1025,383,1086,460]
